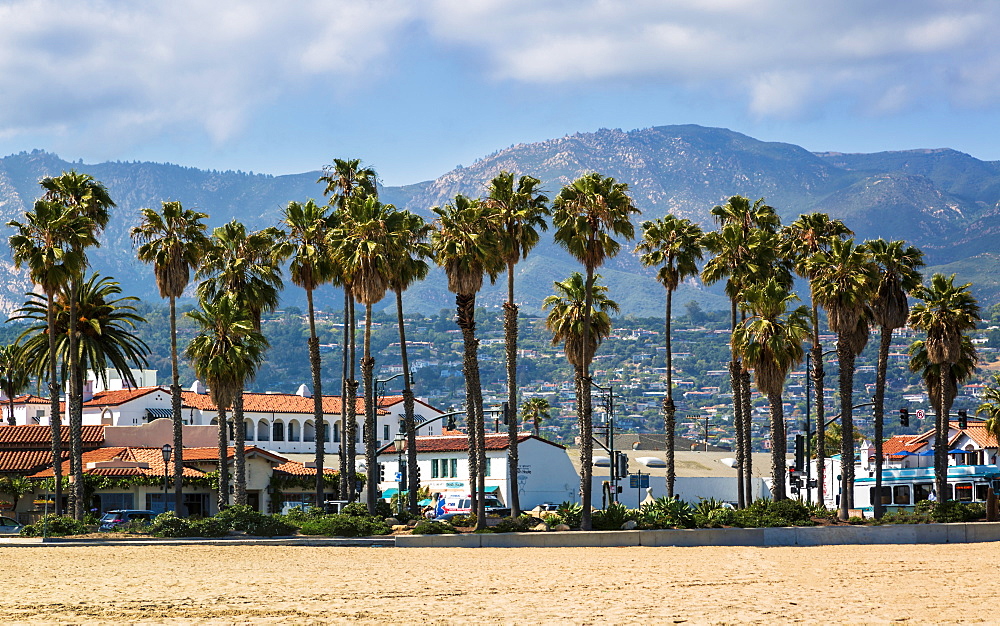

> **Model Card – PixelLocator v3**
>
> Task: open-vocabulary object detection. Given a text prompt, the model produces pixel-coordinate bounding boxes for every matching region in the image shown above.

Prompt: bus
[854,464,1000,513]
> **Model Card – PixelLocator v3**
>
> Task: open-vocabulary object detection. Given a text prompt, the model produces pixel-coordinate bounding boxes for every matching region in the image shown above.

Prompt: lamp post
[394,427,406,516]
[161,444,172,514]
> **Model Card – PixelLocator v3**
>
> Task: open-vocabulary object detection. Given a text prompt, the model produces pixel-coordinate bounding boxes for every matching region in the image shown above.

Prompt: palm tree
[779,213,851,509]
[40,171,115,520]
[0,344,30,426]
[862,238,924,518]
[8,199,95,515]
[701,196,785,507]
[521,397,551,437]
[909,273,980,502]
[385,209,432,514]
[552,173,638,530]
[196,221,284,505]
[976,373,1000,520]
[185,294,267,511]
[732,279,810,500]
[636,215,703,498]
[431,194,503,527]
[811,238,877,519]
[334,195,399,514]
[276,199,335,507]
[483,171,550,517]
[132,201,209,514]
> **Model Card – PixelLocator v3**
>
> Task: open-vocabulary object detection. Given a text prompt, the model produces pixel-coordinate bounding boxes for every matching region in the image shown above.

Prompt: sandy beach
[1,542,997,624]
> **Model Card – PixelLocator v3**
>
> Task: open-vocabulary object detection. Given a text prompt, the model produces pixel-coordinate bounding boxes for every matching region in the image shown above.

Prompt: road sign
[394,472,402,482]
[916,409,926,420]
[629,474,649,489]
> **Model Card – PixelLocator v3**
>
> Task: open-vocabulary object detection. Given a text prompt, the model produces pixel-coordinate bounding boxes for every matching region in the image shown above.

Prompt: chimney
[296,384,312,398]
[82,379,94,403]
[190,380,207,395]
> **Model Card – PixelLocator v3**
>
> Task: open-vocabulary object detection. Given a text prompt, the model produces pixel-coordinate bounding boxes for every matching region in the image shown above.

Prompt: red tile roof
[273,461,337,477]
[0,425,104,448]
[379,395,444,414]
[962,425,998,448]
[883,435,926,458]
[180,391,388,416]
[170,445,287,464]
[32,446,207,479]
[379,433,563,454]
[85,387,166,406]
[0,450,64,474]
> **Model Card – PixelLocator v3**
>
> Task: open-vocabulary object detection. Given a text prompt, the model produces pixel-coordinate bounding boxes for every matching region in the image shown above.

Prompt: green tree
[552,173,638,530]
[862,238,923,518]
[276,199,336,507]
[636,215,703,497]
[132,200,209,514]
[8,199,95,516]
[909,273,980,502]
[185,294,267,511]
[976,373,1000,520]
[483,171,549,517]
[0,344,30,426]
[732,279,810,500]
[521,397,551,437]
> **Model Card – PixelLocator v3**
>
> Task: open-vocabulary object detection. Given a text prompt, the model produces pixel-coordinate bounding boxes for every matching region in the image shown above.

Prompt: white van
[441,494,506,515]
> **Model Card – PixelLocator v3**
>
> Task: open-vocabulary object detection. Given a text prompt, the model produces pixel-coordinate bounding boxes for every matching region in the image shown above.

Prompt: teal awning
[485,485,500,494]
[381,488,399,498]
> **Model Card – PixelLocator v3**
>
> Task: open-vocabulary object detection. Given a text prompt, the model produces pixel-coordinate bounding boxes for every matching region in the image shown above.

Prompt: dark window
[976,483,990,501]
[914,483,933,502]
[956,482,973,502]
[893,485,910,505]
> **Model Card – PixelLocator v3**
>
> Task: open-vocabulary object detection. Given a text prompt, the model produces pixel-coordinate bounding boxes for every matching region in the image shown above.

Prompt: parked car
[98,510,156,531]
[439,494,509,517]
[0,516,23,534]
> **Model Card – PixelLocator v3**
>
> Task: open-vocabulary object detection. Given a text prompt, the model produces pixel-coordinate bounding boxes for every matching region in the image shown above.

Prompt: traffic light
[447,414,457,430]
[958,410,968,430]
[400,465,408,491]
[616,451,629,478]
[377,463,385,482]
[501,402,510,426]
[900,408,909,427]
[794,434,805,472]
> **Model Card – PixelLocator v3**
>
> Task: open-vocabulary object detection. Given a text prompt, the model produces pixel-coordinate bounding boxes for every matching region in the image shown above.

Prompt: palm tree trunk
[233,390,247,506]
[741,368,753,502]
[306,287,325,508]
[728,300,745,508]
[217,406,230,511]
[664,287,676,498]
[838,339,855,520]
[504,262,521,516]
[768,391,787,500]
[396,289,419,515]
[873,325,891,518]
[935,365,950,502]
[345,292,359,503]
[456,292,481,526]
[580,268,595,531]
[170,295,184,516]
[812,337,827,509]
[339,288,350,500]
[46,291,63,516]
[362,304,377,515]
[68,280,84,520]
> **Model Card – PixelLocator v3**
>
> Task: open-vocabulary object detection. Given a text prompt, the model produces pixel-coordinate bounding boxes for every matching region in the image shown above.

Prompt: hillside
[2,125,1000,316]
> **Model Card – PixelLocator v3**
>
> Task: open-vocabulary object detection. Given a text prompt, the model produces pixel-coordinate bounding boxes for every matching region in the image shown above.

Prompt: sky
[2,1,1000,186]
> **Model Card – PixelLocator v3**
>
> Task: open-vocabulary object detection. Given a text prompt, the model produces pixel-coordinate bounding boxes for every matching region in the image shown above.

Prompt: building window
[893,485,910,505]
[333,422,341,443]
[323,423,331,442]
[383,424,390,442]
[273,421,285,442]
[450,458,458,478]
[484,457,491,477]
[432,459,439,478]
[98,492,134,513]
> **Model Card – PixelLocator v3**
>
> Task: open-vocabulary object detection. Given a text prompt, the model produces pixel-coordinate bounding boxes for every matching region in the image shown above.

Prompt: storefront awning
[145,408,172,420]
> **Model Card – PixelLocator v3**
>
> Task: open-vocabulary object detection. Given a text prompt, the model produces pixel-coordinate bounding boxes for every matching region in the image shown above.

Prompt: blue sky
[2,1,1000,186]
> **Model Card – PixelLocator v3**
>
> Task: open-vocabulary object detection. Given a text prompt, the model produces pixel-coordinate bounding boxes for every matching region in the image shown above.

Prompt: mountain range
[2,124,999,317]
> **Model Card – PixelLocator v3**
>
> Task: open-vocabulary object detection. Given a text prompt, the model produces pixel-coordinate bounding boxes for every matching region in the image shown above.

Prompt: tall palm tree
[40,171,115,520]
[8,199,95,515]
[385,209,432,514]
[636,215,703,498]
[976,373,1000,520]
[862,238,924,518]
[483,171,549,517]
[334,195,399,514]
[909,273,980,502]
[732,279,810,500]
[132,201,209,514]
[186,294,267,511]
[431,194,503,527]
[702,196,784,507]
[552,173,638,530]
[276,199,335,507]
[0,344,30,426]
[521,397,551,437]
[779,213,851,508]
[196,221,284,505]
[319,158,378,500]
[811,238,877,519]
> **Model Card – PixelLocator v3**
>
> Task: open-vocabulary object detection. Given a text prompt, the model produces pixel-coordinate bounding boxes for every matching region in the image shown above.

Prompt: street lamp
[161,444,172,514]
[394,426,406,515]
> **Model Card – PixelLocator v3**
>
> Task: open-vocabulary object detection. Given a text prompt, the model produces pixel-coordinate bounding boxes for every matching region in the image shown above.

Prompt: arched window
[244,419,254,441]
[333,421,341,443]
[304,420,315,443]
[273,421,285,442]
[288,420,300,442]
[323,423,331,442]
[257,420,269,442]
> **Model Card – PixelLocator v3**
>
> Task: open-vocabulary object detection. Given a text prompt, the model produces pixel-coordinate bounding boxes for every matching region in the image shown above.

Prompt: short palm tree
[520,397,551,438]
[636,215,703,497]
[810,238,877,519]
[976,373,1000,520]
[432,194,503,527]
[732,279,810,500]
[863,238,923,518]
[483,171,549,517]
[186,294,267,511]
[909,273,980,501]
[552,173,638,530]
[779,213,851,508]
[8,199,95,515]
[276,199,336,507]
[132,201,209,514]
[196,221,284,505]
[0,344,30,425]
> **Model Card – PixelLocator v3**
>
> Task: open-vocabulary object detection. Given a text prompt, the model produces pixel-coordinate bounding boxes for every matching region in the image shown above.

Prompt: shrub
[876,509,931,525]
[341,501,393,519]
[930,501,978,523]
[449,514,476,527]
[593,502,636,531]
[556,502,583,529]
[111,518,153,534]
[149,512,195,537]
[639,497,695,529]
[486,515,538,533]
[20,514,87,537]
[282,506,325,528]
[411,520,457,535]
[190,517,230,537]
[299,514,390,537]
[215,505,295,536]
[727,498,815,528]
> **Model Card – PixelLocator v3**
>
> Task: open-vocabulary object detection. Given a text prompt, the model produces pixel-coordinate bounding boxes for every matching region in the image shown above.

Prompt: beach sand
[1,542,997,624]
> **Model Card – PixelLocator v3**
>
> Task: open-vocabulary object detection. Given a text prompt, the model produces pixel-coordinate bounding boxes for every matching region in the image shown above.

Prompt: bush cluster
[708,498,814,528]
[593,502,637,530]
[481,515,538,533]
[217,506,296,537]
[19,514,88,537]
[411,520,457,535]
[340,501,393,519]
[638,497,695,529]
[298,514,390,537]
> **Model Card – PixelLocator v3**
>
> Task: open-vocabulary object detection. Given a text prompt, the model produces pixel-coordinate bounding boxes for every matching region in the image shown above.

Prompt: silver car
[0,516,23,534]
